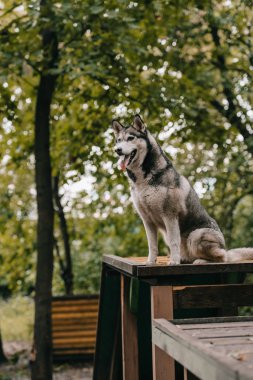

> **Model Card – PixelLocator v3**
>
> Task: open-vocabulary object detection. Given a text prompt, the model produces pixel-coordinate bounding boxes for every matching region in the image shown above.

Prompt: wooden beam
[103,254,253,277]
[93,267,121,380]
[121,275,139,380]
[173,284,253,309]
[184,368,199,380]
[151,286,175,380]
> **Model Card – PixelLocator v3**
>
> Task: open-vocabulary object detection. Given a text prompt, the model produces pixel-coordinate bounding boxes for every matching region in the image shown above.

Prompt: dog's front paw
[146,260,157,266]
[193,259,209,264]
[169,257,181,265]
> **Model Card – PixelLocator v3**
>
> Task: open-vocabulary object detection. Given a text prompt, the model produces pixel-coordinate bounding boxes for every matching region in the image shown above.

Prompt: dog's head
[112,115,149,171]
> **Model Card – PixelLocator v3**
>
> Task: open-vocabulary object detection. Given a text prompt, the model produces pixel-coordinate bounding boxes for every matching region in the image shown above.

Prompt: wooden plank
[137,281,153,380]
[52,327,97,333]
[230,351,253,363]
[53,340,96,346]
[103,255,138,275]
[172,316,253,325]
[208,339,253,346]
[121,275,139,380]
[54,351,94,356]
[209,343,253,354]
[52,317,97,324]
[207,338,253,346]
[52,312,98,319]
[53,335,97,342]
[52,294,99,301]
[153,318,253,380]
[93,266,122,380]
[129,278,139,313]
[52,331,97,339]
[188,328,253,339]
[52,303,98,310]
[181,321,253,330]
[54,346,94,352]
[52,299,99,305]
[151,286,175,380]
[53,330,96,338]
[54,350,94,356]
[53,342,96,349]
[184,369,199,380]
[52,305,99,313]
[52,298,99,304]
[103,254,253,278]
[138,261,253,277]
[108,309,122,380]
[173,284,253,309]
[52,324,96,331]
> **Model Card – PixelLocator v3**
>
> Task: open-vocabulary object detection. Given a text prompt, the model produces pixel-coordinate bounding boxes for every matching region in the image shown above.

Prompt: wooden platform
[52,295,99,361]
[103,255,253,278]
[153,317,253,380]
[93,255,253,380]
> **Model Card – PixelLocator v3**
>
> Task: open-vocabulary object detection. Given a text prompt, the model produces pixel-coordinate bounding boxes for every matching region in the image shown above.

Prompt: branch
[53,237,66,275]
[53,174,73,294]
[208,22,253,147]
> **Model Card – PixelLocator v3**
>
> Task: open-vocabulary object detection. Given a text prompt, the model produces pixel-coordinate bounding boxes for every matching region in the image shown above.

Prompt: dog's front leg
[163,217,181,265]
[143,220,158,265]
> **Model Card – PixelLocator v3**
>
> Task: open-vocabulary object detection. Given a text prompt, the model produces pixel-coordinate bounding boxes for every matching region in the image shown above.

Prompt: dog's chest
[131,185,166,221]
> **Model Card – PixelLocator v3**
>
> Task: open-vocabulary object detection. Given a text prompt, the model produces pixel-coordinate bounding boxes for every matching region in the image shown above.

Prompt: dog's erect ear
[112,120,124,137]
[133,114,146,133]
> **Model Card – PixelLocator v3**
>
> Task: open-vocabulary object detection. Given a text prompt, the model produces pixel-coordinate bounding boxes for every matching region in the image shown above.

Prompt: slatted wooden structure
[152,317,253,380]
[52,294,99,361]
[94,255,253,380]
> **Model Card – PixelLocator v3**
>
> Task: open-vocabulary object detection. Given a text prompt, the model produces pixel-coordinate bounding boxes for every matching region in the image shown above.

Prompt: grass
[0,297,93,380]
[0,296,34,342]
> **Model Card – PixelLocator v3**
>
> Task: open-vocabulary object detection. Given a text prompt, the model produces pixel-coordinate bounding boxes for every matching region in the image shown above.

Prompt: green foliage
[0,296,34,341]
[0,1,253,295]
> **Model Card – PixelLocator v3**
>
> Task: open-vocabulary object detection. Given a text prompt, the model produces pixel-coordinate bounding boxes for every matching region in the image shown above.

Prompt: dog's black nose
[116,148,123,156]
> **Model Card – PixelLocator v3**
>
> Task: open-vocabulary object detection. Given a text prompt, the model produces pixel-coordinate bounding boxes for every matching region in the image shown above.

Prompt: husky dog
[112,114,253,265]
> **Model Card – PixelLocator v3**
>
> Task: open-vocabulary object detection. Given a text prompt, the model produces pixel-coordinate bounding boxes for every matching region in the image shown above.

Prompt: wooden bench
[52,294,99,361]
[152,317,253,380]
[93,255,253,380]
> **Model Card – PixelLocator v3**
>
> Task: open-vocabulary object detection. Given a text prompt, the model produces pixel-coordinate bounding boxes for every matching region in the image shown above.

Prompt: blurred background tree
[0,0,252,295]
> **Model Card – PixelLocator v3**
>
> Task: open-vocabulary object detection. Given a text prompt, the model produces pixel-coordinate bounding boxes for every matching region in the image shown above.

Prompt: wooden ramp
[52,295,99,361]
[153,317,253,380]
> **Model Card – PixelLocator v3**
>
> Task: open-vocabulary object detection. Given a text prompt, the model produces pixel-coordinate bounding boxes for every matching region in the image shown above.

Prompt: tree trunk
[31,1,58,379]
[53,175,74,294]
[208,12,253,157]
[0,330,7,363]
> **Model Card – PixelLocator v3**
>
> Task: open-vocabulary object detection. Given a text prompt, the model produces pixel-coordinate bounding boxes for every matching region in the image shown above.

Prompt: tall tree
[0,0,252,297]
[30,1,58,379]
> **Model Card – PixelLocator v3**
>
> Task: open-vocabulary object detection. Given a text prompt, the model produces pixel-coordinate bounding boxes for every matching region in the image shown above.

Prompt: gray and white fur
[112,114,253,265]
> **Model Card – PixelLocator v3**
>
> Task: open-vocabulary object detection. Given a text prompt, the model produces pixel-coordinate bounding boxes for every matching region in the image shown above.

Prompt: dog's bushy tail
[226,248,253,262]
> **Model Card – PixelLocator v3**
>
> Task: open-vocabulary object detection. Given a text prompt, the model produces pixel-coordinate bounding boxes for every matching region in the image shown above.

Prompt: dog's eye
[117,138,122,143]
[127,136,135,141]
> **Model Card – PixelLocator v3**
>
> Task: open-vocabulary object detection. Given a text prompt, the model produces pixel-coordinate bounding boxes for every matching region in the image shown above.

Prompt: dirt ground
[0,342,93,380]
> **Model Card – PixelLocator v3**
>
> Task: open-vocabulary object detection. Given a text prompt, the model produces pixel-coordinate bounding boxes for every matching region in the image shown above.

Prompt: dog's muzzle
[117,149,137,171]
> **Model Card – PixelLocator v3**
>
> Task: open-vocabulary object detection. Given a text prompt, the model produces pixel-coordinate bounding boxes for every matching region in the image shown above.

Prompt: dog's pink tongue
[119,156,128,171]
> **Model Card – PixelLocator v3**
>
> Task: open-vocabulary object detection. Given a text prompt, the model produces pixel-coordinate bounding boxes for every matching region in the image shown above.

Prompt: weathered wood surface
[173,284,253,309]
[52,295,99,361]
[103,255,253,278]
[121,275,139,380]
[94,257,251,380]
[151,286,175,380]
[152,317,253,380]
[93,267,122,380]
